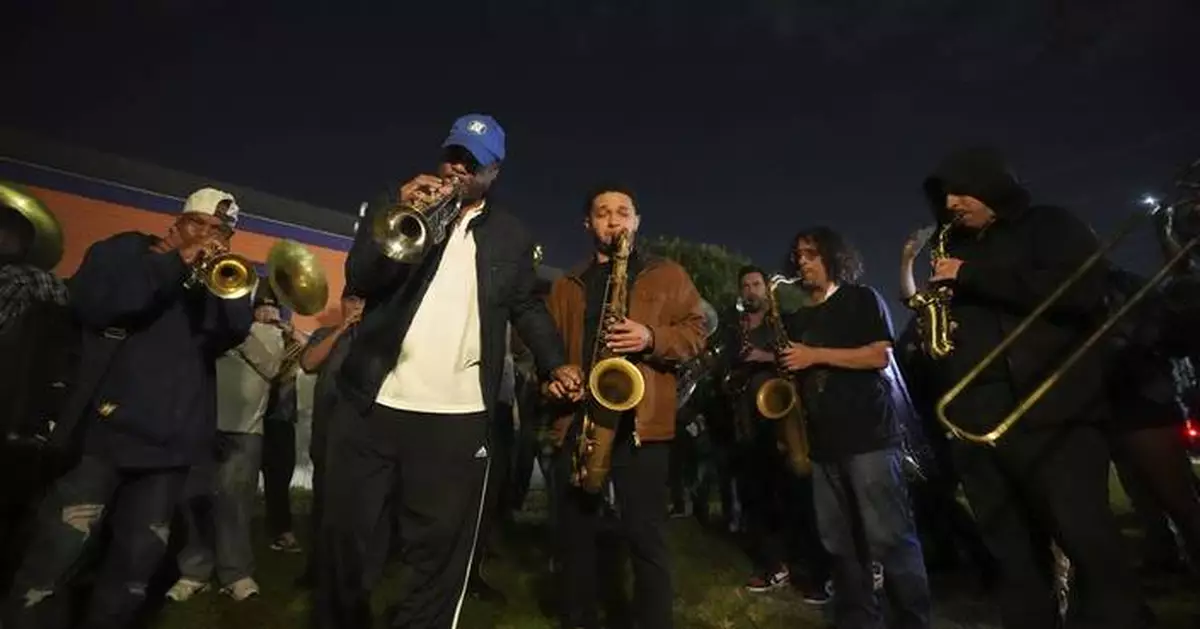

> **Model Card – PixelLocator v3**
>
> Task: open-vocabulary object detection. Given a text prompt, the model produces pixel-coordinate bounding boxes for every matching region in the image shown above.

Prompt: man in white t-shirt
[313,114,582,629]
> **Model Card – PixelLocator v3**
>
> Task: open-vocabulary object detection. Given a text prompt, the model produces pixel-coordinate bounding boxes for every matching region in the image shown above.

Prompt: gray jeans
[813,448,931,629]
[177,432,263,586]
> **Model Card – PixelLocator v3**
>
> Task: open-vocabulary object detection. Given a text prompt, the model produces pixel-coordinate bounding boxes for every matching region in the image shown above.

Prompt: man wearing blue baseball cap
[314,114,583,629]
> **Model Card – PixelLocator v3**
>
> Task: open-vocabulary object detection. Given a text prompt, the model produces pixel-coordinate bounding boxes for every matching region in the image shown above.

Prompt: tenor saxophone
[755,275,812,476]
[905,223,957,359]
[572,229,647,494]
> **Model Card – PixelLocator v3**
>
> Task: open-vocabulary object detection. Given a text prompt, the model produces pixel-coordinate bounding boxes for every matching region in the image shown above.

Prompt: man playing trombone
[920,147,1144,629]
[314,114,582,629]
[2,188,254,629]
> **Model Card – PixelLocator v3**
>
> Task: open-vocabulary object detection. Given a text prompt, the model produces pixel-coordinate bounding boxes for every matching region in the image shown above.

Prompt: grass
[147,475,1199,629]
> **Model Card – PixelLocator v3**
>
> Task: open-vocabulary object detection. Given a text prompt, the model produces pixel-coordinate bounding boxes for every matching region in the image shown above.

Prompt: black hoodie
[922,147,1108,433]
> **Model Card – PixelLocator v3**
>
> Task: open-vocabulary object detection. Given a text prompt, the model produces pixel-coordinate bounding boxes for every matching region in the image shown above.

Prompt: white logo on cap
[467,120,487,135]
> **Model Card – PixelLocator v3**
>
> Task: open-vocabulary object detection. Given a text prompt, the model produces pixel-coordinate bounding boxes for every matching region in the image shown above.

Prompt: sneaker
[745,568,790,593]
[165,578,208,602]
[801,582,832,605]
[222,577,260,601]
[269,533,302,554]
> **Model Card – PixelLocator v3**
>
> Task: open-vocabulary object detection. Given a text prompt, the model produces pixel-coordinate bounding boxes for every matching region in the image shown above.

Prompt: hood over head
[923,146,1031,223]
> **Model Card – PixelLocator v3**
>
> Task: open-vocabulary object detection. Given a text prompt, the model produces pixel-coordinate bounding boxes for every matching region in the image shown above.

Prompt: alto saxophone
[572,229,647,494]
[905,223,957,359]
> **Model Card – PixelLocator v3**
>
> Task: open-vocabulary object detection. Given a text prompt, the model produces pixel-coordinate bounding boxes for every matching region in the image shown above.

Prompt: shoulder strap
[47,326,130,450]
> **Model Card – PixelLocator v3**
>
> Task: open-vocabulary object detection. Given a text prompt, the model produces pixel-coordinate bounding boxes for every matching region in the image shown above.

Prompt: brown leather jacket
[546,254,707,446]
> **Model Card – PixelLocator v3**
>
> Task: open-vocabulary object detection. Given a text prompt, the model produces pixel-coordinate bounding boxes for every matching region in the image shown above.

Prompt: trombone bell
[588,356,646,413]
[756,377,798,420]
[266,239,330,316]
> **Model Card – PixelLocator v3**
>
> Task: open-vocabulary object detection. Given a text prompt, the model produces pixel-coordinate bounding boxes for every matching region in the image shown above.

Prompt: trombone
[936,198,1200,446]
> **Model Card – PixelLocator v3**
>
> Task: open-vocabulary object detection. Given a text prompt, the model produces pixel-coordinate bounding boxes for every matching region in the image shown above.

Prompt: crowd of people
[0,113,1198,629]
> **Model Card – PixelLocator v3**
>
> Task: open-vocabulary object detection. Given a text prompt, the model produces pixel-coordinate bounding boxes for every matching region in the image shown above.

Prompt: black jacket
[336,202,566,426]
[69,232,253,468]
[923,147,1107,431]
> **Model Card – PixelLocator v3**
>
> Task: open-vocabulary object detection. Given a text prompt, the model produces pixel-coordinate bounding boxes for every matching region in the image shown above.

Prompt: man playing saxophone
[3,188,253,629]
[720,265,831,602]
[920,146,1143,629]
[777,226,930,629]
[544,183,706,629]
[315,114,582,629]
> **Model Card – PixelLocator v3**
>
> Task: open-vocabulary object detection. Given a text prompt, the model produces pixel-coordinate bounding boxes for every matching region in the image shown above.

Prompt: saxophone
[756,275,812,476]
[572,229,647,494]
[905,222,957,359]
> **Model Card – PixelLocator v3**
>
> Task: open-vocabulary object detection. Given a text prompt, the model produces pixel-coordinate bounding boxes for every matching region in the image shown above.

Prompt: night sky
[4,0,1199,310]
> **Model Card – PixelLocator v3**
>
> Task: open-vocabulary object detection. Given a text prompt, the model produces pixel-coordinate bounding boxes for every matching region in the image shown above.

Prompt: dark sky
[4,0,1199,309]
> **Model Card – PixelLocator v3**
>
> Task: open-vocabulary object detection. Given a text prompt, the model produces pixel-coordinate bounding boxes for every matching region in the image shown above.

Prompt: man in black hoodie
[921,147,1143,629]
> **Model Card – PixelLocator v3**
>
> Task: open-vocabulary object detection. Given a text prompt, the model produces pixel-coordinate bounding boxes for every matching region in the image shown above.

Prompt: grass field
[148,475,1199,629]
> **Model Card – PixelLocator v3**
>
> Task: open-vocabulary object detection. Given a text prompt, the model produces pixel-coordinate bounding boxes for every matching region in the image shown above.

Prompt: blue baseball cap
[442,114,506,168]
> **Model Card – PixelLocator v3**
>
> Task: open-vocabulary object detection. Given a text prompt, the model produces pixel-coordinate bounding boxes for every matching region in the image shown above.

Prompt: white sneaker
[165,578,208,602]
[222,577,260,601]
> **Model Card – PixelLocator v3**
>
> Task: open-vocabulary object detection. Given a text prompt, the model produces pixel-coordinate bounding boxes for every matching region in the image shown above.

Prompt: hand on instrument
[340,300,365,329]
[546,364,586,402]
[399,175,456,207]
[779,342,821,372]
[902,226,935,262]
[741,347,775,364]
[605,318,653,354]
[178,237,228,266]
[929,257,964,283]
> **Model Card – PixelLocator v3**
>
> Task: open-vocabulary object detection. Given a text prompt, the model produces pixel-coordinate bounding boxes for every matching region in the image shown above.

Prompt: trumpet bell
[373,206,430,264]
[204,253,258,300]
[756,377,798,420]
[589,356,646,412]
[266,239,329,316]
[0,181,63,270]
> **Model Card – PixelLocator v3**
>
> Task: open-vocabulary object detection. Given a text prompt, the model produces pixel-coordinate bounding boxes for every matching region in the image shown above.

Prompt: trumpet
[186,245,258,300]
[372,178,466,264]
[936,194,1200,446]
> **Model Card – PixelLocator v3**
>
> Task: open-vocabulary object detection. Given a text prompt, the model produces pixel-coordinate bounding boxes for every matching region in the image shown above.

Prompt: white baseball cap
[182,187,239,228]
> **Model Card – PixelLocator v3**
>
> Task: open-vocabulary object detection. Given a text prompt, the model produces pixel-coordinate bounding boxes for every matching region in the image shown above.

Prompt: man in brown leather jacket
[544,183,706,629]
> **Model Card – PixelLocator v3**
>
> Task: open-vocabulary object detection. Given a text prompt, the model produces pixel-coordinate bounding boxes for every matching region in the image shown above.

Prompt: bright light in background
[1141,194,1159,207]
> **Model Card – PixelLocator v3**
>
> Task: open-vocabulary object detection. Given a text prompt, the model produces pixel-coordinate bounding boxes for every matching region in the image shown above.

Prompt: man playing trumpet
[315,114,582,629]
[3,188,254,629]
[543,183,707,629]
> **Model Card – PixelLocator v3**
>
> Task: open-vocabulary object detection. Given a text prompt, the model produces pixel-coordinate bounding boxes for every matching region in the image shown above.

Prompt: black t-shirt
[307,325,356,422]
[783,284,900,461]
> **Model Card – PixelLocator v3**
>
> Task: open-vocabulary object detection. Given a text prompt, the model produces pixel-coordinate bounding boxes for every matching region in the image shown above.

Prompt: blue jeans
[3,456,186,629]
[812,448,931,629]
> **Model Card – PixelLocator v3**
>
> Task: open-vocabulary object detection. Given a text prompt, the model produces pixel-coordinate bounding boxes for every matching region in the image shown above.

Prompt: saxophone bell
[754,274,804,420]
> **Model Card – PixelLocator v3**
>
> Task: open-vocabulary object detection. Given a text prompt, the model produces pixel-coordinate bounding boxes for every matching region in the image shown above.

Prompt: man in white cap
[315,114,584,629]
[2,187,254,629]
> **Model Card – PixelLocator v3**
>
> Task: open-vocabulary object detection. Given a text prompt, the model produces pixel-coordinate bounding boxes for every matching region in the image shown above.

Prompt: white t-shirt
[375,205,486,413]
